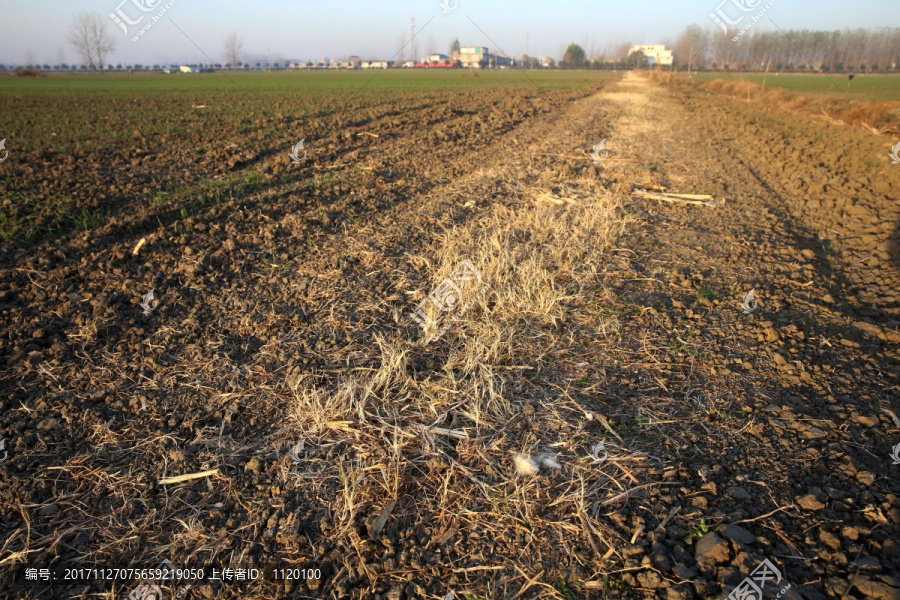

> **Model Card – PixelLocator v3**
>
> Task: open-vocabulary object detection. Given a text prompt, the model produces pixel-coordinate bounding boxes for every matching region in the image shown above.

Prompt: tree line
[554,26,900,72]
[673,25,900,72]
[43,13,900,74]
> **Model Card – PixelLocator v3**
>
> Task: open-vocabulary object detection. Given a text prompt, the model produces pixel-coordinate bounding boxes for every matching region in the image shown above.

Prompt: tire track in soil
[584,72,899,599]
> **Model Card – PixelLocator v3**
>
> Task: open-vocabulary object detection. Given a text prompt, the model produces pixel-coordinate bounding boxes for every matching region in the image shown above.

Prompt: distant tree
[223,31,243,70]
[68,13,116,73]
[625,50,645,69]
[563,43,586,68]
[674,24,709,73]
[68,14,96,71]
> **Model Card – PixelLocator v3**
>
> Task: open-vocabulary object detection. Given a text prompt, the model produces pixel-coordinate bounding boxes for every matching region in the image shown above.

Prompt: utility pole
[410,18,417,64]
[267,48,270,72]
[526,29,530,68]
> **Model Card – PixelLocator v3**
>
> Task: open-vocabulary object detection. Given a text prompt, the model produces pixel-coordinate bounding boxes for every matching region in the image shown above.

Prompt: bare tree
[68,13,97,71]
[697,25,900,73]
[224,31,243,69]
[674,25,709,73]
[89,14,116,73]
[68,13,116,73]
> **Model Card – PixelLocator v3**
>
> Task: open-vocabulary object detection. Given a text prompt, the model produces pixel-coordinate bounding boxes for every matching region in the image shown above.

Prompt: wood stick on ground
[595,412,623,442]
[633,189,714,200]
[452,565,506,573]
[536,193,576,205]
[534,153,642,163]
[630,524,645,544]
[633,189,717,207]
[158,468,220,485]
[655,506,682,532]
[427,426,468,439]
[369,500,396,538]
[600,482,677,506]
[733,504,796,524]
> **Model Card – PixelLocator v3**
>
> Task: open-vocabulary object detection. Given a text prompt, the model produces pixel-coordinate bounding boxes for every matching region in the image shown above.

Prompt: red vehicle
[414,60,458,68]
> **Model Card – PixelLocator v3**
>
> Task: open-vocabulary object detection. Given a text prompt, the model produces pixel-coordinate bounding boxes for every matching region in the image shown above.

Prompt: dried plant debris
[1,69,899,600]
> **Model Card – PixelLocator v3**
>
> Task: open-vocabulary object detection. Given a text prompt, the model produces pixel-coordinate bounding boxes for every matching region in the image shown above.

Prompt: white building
[459,46,488,68]
[361,61,390,69]
[628,44,674,66]
[179,65,198,73]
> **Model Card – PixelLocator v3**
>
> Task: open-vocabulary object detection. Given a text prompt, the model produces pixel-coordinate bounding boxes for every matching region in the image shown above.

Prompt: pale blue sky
[1,0,896,66]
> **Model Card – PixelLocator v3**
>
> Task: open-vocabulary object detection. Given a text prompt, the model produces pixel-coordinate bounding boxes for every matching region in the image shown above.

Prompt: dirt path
[579,72,900,599]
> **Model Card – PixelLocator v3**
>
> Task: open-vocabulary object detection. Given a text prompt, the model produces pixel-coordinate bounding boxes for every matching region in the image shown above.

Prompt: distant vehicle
[414,60,458,69]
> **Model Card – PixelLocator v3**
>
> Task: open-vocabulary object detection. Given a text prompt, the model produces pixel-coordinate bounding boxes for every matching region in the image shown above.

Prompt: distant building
[459,46,488,68]
[361,60,390,69]
[628,44,674,66]
[426,53,449,64]
[494,54,513,68]
[402,60,416,68]
[348,56,360,68]
[179,65,198,73]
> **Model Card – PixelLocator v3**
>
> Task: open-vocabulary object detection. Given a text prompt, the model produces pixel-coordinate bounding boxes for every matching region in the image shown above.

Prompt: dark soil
[1,73,899,599]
